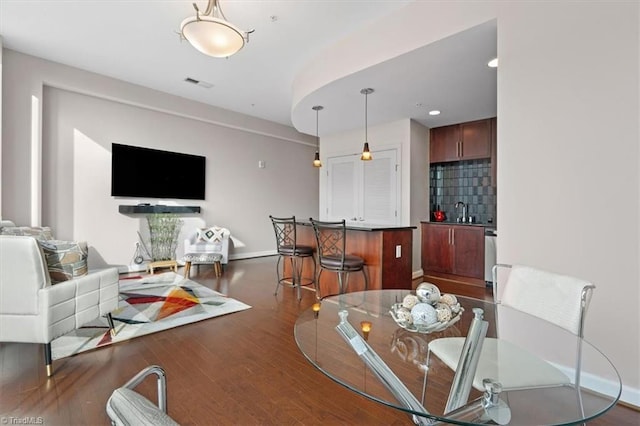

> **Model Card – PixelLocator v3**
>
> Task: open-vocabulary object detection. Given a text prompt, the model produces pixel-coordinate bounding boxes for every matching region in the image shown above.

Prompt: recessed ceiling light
[488,58,498,68]
[428,110,441,116]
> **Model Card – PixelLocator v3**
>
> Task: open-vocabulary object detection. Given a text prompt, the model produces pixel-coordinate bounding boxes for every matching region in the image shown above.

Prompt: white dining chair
[427,264,595,393]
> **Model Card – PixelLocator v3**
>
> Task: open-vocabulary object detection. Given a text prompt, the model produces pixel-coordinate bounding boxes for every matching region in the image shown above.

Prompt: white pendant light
[312,106,323,168]
[180,0,253,58]
[360,88,374,161]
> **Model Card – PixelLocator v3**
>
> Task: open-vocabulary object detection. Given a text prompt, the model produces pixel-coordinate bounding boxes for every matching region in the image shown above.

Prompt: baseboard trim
[412,269,424,280]
[229,250,277,260]
[555,364,639,408]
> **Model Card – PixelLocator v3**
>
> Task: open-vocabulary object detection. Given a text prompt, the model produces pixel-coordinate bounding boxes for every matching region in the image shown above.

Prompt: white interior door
[326,149,399,226]
[327,155,358,222]
[361,149,397,225]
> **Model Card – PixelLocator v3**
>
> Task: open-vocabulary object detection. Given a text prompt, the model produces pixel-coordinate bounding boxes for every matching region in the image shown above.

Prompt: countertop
[298,221,416,232]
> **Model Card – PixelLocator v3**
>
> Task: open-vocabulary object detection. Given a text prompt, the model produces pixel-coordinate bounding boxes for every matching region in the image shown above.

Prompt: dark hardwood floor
[0,256,637,425]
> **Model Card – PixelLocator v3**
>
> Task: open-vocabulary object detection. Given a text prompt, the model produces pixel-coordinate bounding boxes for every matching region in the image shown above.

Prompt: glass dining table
[294,290,621,425]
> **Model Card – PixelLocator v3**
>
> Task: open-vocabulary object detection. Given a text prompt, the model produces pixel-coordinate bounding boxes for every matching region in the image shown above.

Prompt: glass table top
[294,290,621,425]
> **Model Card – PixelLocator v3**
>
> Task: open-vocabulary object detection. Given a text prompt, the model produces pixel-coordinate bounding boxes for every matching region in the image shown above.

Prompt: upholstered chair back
[0,235,51,316]
[500,265,594,337]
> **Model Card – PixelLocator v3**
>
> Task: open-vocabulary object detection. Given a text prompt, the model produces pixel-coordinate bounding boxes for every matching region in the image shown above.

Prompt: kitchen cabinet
[430,118,493,163]
[326,149,399,226]
[421,222,485,282]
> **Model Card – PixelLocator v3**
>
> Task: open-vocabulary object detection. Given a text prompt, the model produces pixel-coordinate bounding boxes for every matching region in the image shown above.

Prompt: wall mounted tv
[111,143,206,200]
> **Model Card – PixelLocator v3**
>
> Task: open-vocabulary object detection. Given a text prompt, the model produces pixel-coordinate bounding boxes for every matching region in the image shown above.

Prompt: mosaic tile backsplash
[430,159,496,225]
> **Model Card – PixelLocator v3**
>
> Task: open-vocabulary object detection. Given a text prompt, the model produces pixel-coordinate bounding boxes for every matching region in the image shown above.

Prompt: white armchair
[182,226,231,278]
[0,235,119,376]
[183,226,230,264]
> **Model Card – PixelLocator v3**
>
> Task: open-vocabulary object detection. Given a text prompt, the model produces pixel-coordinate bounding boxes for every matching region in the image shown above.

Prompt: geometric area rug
[51,272,251,360]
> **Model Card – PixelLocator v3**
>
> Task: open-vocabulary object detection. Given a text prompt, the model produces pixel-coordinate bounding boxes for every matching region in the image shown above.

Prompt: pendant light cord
[364,91,368,143]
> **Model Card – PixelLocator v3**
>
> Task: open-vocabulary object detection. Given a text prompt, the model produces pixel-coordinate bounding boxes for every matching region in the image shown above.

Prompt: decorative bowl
[390,303,464,333]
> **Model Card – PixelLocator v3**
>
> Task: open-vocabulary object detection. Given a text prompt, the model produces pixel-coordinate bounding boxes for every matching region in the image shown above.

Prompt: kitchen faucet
[455,201,467,223]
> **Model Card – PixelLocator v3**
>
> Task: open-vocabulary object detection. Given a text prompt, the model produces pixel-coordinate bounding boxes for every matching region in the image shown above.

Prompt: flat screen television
[111,143,206,200]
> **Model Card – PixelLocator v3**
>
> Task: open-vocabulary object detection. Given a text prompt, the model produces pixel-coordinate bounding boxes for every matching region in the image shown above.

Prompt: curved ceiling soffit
[290,1,498,136]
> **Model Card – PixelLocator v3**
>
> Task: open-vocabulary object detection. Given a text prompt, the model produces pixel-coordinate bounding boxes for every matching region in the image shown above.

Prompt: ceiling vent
[184,77,213,88]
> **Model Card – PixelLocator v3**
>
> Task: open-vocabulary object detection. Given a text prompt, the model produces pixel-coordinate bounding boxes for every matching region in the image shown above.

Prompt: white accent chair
[106,365,179,426]
[427,264,595,392]
[0,234,119,376]
[183,226,230,277]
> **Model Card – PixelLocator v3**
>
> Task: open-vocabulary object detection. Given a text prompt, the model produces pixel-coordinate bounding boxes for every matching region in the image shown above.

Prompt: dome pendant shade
[181,17,245,58]
[180,0,252,58]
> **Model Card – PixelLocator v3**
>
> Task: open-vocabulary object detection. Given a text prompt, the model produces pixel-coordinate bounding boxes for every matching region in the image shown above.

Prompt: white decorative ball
[435,303,452,322]
[440,293,458,306]
[395,306,413,324]
[415,282,441,305]
[411,303,438,326]
[402,294,420,310]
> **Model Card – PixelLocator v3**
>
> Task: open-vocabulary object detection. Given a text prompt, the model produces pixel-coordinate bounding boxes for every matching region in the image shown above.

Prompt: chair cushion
[107,388,179,426]
[278,244,314,256]
[39,240,88,284]
[320,254,364,271]
[183,253,223,264]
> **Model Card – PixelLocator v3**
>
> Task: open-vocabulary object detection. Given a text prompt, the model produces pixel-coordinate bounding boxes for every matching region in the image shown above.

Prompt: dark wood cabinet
[430,125,460,163]
[430,118,493,163]
[421,222,485,282]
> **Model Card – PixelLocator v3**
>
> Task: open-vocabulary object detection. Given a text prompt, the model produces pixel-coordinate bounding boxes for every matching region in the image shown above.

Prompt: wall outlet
[395,245,401,258]
[258,160,266,169]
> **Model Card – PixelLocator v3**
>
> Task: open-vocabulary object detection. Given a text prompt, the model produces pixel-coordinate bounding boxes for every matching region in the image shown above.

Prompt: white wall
[2,49,319,268]
[497,1,640,404]
[0,37,3,218]
[410,120,429,277]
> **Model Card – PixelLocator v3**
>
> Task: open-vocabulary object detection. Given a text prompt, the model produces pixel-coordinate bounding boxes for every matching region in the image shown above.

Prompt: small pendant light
[360,88,374,161]
[312,105,323,167]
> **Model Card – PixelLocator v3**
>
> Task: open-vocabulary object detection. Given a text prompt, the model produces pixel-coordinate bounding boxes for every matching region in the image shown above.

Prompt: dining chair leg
[310,256,319,300]
[337,272,346,294]
[293,256,302,301]
[317,269,324,300]
[361,267,369,292]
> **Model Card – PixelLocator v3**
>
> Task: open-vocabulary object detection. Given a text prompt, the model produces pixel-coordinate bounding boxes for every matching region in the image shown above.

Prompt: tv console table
[118,205,201,214]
